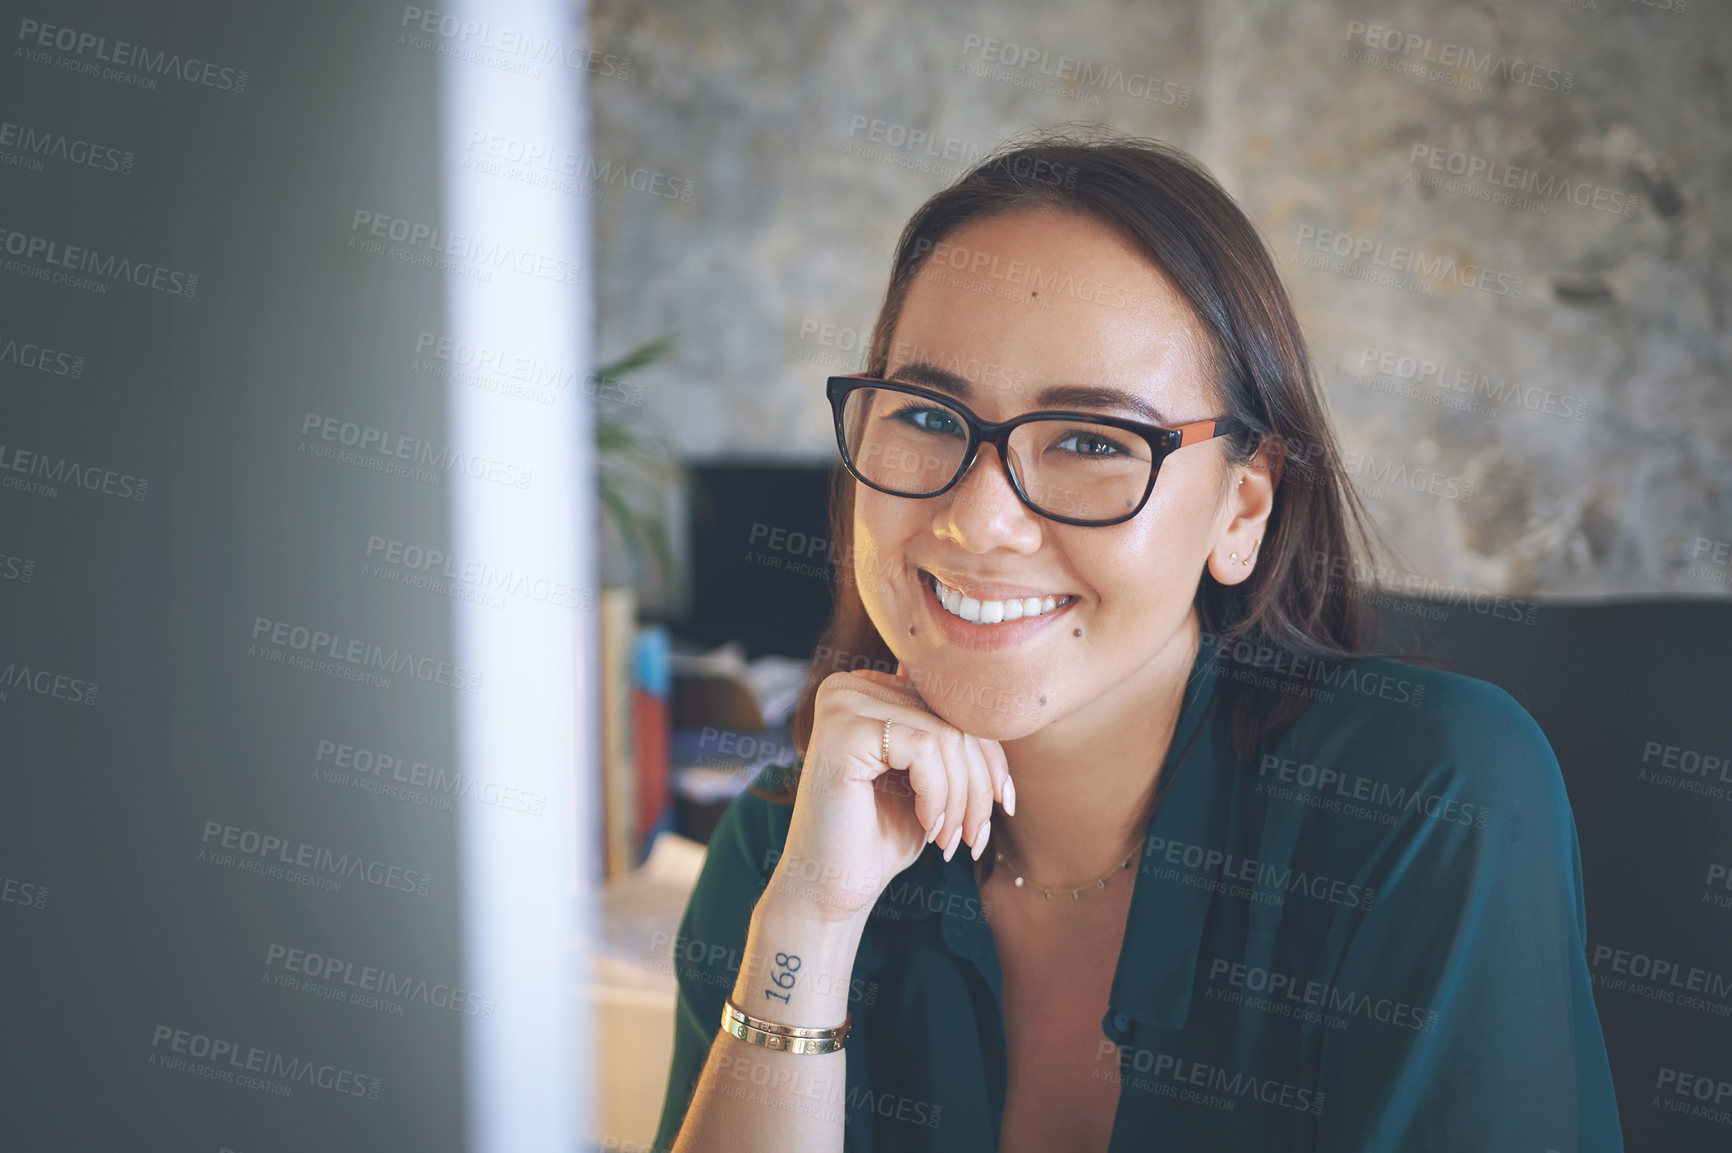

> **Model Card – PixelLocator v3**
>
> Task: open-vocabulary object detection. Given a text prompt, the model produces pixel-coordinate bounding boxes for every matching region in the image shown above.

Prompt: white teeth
[931,576,1071,626]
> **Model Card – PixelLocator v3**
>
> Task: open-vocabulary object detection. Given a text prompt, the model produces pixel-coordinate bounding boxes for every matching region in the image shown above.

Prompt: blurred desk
[584,832,707,1149]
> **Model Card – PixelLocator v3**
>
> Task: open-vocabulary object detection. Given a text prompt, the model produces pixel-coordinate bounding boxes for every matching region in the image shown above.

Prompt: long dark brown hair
[758,129,1430,832]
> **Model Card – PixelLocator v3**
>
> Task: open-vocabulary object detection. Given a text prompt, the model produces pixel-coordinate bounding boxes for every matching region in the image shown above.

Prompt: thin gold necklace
[991,838,1137,901]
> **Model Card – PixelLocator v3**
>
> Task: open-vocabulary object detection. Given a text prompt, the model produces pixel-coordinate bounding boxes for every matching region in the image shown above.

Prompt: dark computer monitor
[675,460,843,660]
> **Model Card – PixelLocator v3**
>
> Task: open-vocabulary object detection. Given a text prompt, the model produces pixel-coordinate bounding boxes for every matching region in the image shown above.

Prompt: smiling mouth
[927,572,1078,625]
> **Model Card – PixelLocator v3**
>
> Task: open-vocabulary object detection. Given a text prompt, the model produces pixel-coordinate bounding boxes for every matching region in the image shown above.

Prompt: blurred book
[599,587,638,879]
[601,588,679,877]
[632,623,673,864]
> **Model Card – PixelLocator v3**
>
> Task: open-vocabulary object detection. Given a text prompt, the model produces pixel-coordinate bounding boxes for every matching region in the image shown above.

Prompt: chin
[900,662,1053,741]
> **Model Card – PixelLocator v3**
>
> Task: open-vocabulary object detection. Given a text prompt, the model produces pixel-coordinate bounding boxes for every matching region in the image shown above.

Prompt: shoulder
[691,762,799,895]
[1304,656,1564,807]
[1247,654,1586,879]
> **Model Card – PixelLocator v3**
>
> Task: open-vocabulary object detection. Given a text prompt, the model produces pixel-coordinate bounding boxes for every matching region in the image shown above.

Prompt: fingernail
[944,825,963,862]
[1004,777,1017,817]
[971,818,990,861]
[926,811,943,844]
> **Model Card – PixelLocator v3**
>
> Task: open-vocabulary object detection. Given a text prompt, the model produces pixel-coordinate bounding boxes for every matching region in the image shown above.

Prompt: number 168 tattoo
[764,952,801,1004]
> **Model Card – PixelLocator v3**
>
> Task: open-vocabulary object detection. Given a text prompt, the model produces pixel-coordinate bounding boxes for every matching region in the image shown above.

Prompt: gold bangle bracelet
[721,998,852,1055]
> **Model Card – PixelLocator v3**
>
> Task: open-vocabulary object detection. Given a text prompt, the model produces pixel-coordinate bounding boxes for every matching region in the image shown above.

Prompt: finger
[971,734,1006,806]
[934,729,973,861]
[959,734,996,862]
[889,721,949,845]
[980,736,1014,817]
[831,675,960,850]
[845,669,929,713]
[837,701,931,790]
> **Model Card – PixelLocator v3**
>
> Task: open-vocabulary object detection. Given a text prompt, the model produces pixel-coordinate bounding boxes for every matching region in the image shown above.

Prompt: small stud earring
[1229,537,1261,566]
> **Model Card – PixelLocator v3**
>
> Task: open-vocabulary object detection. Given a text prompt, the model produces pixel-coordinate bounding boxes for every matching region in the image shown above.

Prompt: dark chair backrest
[1377,598,1732,1152]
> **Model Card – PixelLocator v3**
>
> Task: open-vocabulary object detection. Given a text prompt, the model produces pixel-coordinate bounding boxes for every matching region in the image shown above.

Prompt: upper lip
[921,567,1076,602]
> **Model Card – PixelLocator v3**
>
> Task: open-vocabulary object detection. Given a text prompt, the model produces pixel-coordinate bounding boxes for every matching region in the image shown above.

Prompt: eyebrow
[886,361,1173,425]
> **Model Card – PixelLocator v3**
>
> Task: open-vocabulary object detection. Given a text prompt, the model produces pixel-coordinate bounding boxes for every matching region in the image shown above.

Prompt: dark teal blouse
[653,642,1624,1152]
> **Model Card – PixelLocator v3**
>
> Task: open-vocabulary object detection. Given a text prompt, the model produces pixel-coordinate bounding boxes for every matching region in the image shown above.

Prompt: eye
[1054,429,1130,458]
[890,404,965,437]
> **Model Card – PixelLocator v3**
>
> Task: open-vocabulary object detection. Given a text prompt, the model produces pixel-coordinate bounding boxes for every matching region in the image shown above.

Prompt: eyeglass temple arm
[1174,418,1243,448]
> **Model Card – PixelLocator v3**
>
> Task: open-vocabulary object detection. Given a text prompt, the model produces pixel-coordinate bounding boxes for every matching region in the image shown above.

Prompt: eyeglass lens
[840,386,1154,522]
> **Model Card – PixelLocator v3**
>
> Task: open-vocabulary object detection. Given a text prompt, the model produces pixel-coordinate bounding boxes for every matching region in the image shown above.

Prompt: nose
[932,440,1043,553]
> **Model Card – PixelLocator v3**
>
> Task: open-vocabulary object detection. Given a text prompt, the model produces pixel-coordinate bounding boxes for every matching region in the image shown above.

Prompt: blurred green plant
[594,336,685,607]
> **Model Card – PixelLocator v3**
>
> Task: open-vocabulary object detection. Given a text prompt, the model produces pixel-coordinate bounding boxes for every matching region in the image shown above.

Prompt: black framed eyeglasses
[826,374,1249,527]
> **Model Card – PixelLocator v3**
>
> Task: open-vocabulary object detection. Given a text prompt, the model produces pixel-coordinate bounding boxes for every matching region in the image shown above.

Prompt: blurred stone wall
[588,0,1729,598]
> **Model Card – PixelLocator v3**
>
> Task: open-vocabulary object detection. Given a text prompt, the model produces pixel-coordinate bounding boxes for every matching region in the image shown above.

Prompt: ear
[1206,460,1278,586]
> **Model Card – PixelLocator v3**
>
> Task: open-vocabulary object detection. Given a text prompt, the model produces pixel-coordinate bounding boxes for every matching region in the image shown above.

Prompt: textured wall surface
[590,0,1729,598]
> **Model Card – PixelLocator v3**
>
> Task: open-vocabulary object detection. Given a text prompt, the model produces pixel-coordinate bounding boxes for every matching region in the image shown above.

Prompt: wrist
[731,900,868,1029]
[760,854,886,924]
[751,892,872,949]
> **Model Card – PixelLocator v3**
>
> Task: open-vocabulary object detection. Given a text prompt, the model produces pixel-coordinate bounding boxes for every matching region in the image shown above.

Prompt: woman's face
[854,207,1267,740]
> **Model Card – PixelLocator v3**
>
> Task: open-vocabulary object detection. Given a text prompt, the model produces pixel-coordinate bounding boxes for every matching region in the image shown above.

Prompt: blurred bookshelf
[609,460,837,858]
[587,461,836,1148]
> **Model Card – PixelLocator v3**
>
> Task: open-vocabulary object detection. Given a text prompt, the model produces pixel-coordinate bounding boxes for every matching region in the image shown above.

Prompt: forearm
[669,900,869,1153]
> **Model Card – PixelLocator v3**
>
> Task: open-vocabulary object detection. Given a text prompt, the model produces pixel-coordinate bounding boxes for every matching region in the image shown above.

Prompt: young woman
[653,134,1623,1153]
